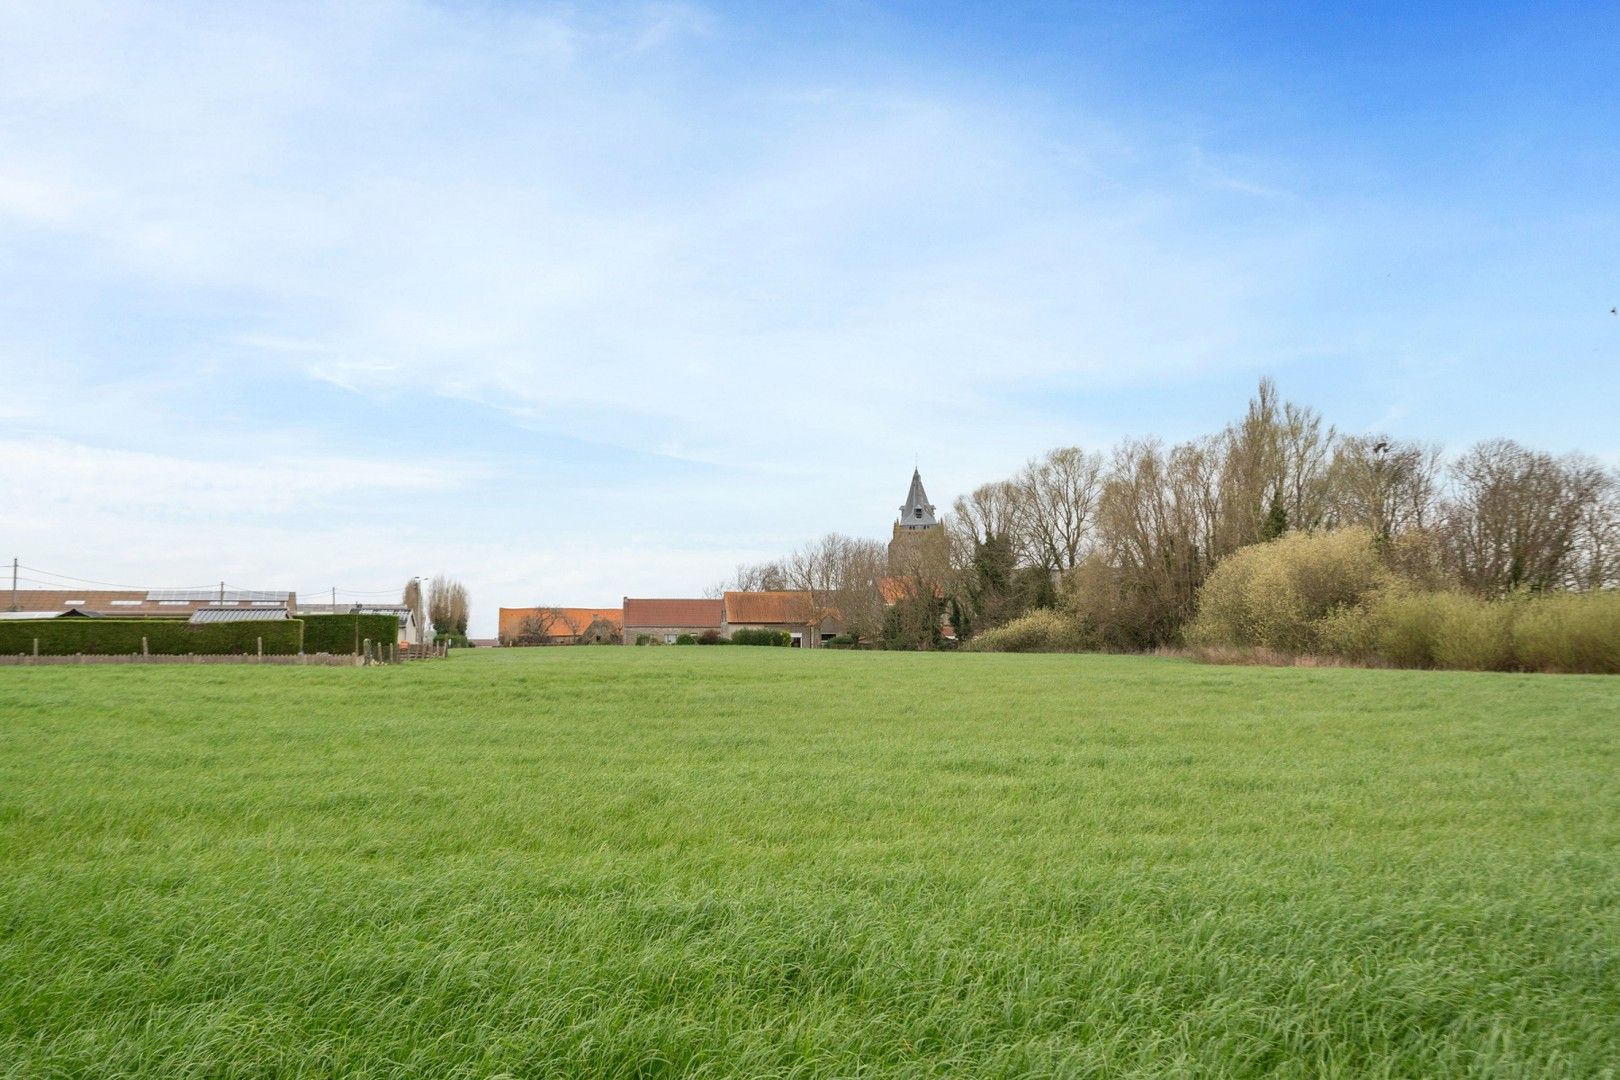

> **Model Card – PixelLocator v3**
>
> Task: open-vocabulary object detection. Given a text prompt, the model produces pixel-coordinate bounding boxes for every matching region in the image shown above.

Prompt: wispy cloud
[3,0,1614,630]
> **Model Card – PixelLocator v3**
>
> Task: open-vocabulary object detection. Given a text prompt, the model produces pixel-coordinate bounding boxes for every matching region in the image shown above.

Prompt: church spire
[897,468,938,529]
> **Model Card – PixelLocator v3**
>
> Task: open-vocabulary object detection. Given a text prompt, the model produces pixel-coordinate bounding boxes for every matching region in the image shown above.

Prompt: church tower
[889,468,947,571]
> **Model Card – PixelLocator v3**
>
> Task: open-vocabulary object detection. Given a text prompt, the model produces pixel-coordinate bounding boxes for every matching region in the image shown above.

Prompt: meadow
[1,649,1616,1078]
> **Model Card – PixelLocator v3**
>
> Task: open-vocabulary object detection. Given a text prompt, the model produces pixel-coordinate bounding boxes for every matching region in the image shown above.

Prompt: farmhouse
[498,607,622,645]
[621,597,724,645]
[722,590,840,648]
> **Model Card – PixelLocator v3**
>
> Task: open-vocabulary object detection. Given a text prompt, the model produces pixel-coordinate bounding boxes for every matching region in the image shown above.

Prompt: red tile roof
[621,598,724,628]
[499,607,621,640]
[722,590,821,626]
[877,576,944,604]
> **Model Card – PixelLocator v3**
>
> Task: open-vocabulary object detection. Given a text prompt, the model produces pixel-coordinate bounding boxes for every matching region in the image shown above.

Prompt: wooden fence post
[257,636,264,660]
[32,638,39,660]
[141,636,149,659]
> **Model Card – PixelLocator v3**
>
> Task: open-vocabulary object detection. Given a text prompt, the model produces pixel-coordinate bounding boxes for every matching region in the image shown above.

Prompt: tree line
[731,379,1619,650]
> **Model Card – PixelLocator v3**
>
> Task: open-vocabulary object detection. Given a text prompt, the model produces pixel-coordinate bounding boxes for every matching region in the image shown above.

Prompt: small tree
[516,607,571,644]
[402,578,425,638]
[428,576,471,639]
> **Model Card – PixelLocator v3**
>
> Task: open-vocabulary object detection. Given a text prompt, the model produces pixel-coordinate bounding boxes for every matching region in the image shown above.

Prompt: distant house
[621,598,724,644]
[6,589,297,619]
[295,603,423,646]
[498,607,622,645]
[722,590,840,648]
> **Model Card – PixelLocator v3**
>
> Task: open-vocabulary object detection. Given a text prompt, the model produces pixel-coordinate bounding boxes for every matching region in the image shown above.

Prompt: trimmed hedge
[730,629,791,647]
[0,618,304,656]
[301,613,401,655]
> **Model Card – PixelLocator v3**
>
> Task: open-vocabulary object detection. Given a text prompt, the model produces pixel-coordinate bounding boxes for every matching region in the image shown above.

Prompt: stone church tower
[889,468,948,572]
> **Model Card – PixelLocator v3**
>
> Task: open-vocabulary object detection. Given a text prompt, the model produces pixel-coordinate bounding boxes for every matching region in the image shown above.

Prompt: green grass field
[2,649,1617,1078]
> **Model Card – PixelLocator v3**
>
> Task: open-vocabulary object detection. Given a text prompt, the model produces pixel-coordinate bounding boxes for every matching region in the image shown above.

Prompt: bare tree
[1573,469,1620,590]
[1013,446,1105,573]
[428,575,471,637]
[402,578,425,632]
[1326,435,1443,540]
[950,481,1023,550]
[779,533,888,641]
[516,606,578,644]
[713,559,788,596]
[1440,440,1608,594]
[1219,377,1334,544]
[1077,436,1227,647]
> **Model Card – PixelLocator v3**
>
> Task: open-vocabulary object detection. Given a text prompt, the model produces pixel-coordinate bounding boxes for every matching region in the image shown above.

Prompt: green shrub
[1311,588,1619,674]
[964,609,1087,653]
[730,629,790,647]
[1428,591,1517,671]
[1360,590,1445,668]
[675,633,697,645]
[1189,528,1392,653]
[301,614,401,655]
[0,618,304,656]
[1512,590,1620,674]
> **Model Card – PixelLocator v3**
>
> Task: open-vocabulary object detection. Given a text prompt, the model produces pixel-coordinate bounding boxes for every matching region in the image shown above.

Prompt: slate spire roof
[898,468,938,528]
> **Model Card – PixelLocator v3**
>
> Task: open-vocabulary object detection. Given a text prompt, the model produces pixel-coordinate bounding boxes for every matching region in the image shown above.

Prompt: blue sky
[2,1,1616,634]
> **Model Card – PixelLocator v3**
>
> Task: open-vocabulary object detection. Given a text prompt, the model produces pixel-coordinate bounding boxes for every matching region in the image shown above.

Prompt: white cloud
[0,437,474,523]
[0,0,1375,631]
[0,0,1313,465]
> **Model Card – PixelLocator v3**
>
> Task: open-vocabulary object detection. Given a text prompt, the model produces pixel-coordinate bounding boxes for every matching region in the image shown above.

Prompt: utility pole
[9,557,17,612]
[219,580,225,605]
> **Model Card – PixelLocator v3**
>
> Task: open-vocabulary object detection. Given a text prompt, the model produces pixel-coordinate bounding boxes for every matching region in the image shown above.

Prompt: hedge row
[300,613,401,654]
[0,618,304,657]
[730,629,792,647]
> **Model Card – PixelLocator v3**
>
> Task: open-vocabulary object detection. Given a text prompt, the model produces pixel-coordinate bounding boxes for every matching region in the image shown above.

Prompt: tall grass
[1,649,1617,1076]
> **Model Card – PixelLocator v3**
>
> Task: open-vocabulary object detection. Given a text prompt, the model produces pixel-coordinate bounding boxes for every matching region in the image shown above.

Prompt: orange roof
[878,576,944,604]
[621,598,724,629]
[498,607,621,640]
[722,590,823,625]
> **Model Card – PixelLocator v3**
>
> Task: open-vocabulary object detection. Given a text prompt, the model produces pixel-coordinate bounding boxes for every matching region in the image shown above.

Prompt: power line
[18,565,215,591]
[16,562,405,599]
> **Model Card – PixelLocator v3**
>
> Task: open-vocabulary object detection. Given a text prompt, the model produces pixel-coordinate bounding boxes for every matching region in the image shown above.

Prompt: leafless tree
[798,533,890,640]
[1325,435,1443,540]
[1078,436,1227,646]
[1219,377,1335,544]
[1573,469,1620,590]
[428,575,470,636]
[1013,446,1105,573]
[1439,440,1608,594]
[402,578,425,636]
[517,606,578,644]
[950,481,1023,551]
[713,559,789,596]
